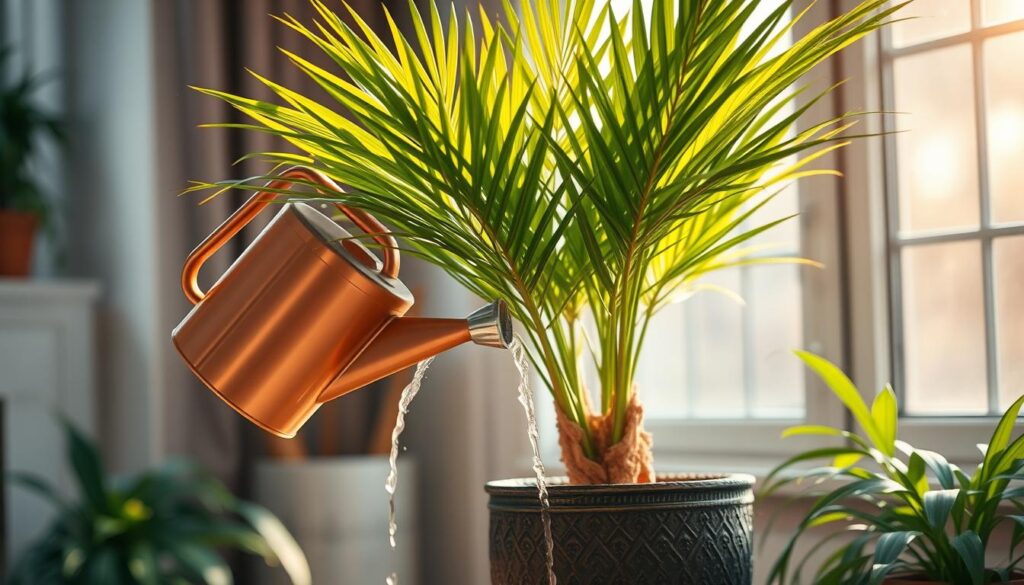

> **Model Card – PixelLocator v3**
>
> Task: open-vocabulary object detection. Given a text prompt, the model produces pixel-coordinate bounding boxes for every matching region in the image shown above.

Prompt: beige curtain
[151,0,397,485]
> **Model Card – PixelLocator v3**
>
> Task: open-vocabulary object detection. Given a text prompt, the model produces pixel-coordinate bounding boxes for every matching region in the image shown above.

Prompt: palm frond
[192,0,904,453]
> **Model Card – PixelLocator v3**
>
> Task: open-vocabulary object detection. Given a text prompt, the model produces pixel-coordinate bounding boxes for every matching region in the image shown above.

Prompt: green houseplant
[765,352,1024,585]
[192,0,904,484]
[0,47,61,276]
[186,0,907,580]
[6,420,310,585]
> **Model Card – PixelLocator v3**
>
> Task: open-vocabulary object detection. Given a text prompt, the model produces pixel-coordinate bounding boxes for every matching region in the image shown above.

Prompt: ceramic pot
[0,210,37,277]
[486,473,754,585]
[253,457,419,585]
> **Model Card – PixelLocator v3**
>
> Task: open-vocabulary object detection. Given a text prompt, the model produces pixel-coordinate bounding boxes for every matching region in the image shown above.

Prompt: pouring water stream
[386,356,435,548]
[509,335,557,585]
[384,356,435,585]
[384,336,556,585]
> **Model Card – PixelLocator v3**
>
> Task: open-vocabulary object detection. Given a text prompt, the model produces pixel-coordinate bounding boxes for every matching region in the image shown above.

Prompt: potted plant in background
[190,0,905,580]
[6,420,310,585]
[765,352,1024,585]
[0,47,61,277]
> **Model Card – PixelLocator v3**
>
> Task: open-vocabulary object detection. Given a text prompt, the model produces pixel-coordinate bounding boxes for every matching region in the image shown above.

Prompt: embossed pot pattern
[486,473,755,585]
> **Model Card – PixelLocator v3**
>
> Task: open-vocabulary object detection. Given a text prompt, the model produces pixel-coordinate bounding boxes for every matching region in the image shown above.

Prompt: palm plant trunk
[557,392,654,484]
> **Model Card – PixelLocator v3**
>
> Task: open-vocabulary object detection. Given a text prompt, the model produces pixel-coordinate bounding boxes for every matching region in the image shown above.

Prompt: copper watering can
[171,167,512,438]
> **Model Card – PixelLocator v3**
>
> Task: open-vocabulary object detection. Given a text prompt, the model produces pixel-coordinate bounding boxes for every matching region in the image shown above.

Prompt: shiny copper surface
[173,201,406,437]
[172,166,507,438]
[322,317,471,400]
[180,166,399,304]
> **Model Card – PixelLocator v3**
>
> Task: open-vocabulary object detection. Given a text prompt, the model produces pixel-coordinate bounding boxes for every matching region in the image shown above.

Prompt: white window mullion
[835,0,892,406]
[791,0,851,433]
[971,0,1003,417]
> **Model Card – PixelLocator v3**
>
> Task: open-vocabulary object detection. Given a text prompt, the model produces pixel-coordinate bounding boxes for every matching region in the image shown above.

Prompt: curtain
[152,0,404,486]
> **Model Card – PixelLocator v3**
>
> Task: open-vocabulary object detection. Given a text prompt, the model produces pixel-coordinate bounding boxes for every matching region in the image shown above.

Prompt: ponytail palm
[192,0,903,482]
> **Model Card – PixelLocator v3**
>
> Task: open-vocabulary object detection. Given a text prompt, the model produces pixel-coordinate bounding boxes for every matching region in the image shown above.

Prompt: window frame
[879,1,1024,419]
[640,0,851,468]
[536,1,851,472]
[838,0,1023,464]
[641,0,1024,470]
[538,0,1023,473]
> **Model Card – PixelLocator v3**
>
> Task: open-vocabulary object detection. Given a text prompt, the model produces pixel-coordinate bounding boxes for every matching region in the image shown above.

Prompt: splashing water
[509,335,557,585]
[386,357,435,551]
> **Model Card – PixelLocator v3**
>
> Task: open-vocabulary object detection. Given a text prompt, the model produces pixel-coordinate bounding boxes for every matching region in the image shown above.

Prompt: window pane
[748,264,804,418]
[902,242,988,415]
[984,32,1024,224]
[995,237,1024,410]
[636,0,804,422]
[983,0,1024,25]
[749,182,800,248]
[890,0,971,48]
[893,45,980,234]
[634,301,689,418]
[685,269,747,418]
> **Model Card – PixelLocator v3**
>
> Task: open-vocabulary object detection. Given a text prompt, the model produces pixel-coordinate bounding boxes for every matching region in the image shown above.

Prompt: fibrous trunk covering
[556,392,654,484]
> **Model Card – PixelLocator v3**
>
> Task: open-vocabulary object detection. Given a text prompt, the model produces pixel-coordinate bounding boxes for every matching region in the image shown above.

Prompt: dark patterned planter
[486,473,755,585]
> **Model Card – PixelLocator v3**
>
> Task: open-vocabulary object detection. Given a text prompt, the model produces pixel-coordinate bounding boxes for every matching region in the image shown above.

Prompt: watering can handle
[181,166,400,304]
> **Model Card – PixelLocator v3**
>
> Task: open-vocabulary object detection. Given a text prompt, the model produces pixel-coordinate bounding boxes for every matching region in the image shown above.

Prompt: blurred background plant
[0,45,62,276]
[764,352,1024,584]
[5,419,310,585]
[0,45,60,223]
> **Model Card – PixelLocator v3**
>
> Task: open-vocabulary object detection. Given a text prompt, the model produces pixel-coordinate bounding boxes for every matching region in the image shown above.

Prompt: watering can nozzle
[468,299,513,349]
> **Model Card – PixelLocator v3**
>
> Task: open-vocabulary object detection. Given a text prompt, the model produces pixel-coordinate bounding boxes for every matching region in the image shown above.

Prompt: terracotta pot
[0,210,37,277]
[486,473,754,585]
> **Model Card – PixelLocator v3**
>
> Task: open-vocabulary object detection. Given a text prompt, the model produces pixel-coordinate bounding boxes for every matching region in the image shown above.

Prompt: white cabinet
[0,279,98,568]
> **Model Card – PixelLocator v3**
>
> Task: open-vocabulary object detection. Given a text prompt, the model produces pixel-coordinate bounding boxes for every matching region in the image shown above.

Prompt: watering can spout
[319,300,513,402]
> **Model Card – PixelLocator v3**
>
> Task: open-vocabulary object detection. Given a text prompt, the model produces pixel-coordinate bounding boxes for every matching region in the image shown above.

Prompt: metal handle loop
[181,167,399,304]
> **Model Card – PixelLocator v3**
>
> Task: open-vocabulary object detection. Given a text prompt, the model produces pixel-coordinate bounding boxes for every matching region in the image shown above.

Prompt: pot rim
[487,473,754,513]
[486,472,755,494]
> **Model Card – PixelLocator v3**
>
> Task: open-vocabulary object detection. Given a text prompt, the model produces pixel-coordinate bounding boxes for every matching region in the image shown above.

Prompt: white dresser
[0,279,99,569]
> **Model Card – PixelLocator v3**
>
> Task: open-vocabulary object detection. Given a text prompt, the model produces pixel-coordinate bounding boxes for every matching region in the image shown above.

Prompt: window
[538,0,1024,468]
[635,0,806,422]
[636,192,805,420]
[533,1,843,470]
[881,0,1024,417]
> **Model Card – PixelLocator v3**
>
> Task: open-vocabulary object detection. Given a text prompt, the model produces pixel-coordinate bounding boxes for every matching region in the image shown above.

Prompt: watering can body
[172,168,510,437]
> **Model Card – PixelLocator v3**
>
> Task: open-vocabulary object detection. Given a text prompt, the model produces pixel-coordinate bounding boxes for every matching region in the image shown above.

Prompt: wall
[63,0,164,472]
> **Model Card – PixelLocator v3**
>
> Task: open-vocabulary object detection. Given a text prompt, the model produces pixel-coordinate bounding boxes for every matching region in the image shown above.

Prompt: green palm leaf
[193,0,903,455]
